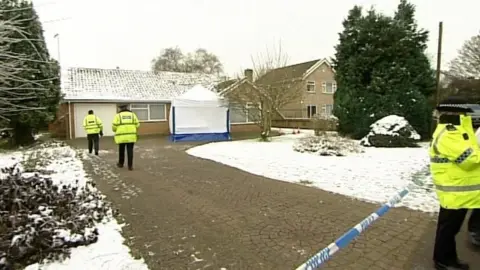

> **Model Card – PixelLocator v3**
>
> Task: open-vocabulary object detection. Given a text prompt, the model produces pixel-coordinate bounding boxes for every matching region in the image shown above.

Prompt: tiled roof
[256,59,321,85]
[61,67,221,102]
[217,59,332,95]
[215,79,237,92]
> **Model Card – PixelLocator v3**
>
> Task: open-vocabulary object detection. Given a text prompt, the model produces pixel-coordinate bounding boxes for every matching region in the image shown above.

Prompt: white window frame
[306,105,317,118]
[129,103,167,122]
[306,81,316,93]
[322,81,337,94]
[322,104,333,116]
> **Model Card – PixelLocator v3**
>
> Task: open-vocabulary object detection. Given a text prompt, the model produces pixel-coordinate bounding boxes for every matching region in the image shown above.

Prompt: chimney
[244,69,253,82]
[116,66,120,69]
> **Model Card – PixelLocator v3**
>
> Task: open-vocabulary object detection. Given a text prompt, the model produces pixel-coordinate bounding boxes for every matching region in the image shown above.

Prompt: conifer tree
[332,1,434,139]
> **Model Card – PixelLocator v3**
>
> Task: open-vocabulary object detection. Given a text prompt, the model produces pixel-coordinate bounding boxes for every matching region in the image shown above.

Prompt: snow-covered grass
[187,133,438,213]
[0,141,148,270]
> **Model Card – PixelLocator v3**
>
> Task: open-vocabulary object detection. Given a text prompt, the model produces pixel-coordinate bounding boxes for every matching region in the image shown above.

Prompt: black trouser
[87,133,100,154]
[433,207,480,263]
[118,143,134,168]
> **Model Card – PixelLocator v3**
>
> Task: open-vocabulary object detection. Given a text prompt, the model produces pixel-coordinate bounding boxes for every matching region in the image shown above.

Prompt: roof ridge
[68,67,152,73]
[67,67,219,77]
[279,58,322,69]
[255,58,328,84]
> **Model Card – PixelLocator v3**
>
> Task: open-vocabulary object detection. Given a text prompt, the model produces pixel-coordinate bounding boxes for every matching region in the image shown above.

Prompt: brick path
[70,137,480,270]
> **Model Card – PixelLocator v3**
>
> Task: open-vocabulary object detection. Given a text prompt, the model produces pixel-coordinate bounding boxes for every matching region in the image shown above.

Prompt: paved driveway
[70,136,480,270]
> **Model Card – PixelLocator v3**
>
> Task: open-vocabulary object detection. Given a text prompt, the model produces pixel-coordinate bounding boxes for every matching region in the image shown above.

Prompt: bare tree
[184,48,223,75]
[226,43,304,140]
[151,46,185,73]
[449,32,480,79]
[151,47,224,75]
[0,17,48,123]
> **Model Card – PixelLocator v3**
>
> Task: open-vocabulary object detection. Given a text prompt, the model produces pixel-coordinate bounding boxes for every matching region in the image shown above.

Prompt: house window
[306,81,316,92]
[229,102,259,124]
[306,105,317,118]
[230,105,247,123]
[322,104,333,116]
[129,104,166,121]
[322,82,337,94]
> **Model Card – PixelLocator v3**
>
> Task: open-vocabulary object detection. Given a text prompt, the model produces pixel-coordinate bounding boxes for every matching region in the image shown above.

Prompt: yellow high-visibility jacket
[112,111,140,144]
[429,115,480,209]
[83,114,103,135]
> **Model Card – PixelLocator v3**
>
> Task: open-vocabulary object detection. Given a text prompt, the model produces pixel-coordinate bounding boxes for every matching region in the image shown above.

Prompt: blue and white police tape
[294,188,410,270]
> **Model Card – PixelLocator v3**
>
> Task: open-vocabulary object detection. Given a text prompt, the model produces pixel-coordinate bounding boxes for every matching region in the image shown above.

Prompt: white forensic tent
[169,85,231,142]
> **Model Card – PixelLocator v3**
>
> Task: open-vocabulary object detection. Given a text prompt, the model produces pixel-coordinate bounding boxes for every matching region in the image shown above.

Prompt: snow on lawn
[187,133,438,213]
[0,142,148,270]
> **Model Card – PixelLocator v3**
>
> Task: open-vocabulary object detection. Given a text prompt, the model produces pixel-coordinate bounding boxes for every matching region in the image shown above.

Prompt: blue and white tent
[169,85,231,142]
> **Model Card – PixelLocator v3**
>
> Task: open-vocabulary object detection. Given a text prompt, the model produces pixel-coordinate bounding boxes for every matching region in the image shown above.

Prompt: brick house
[50,67,258,139]
[272,58,336,119]
[217,58,336,123]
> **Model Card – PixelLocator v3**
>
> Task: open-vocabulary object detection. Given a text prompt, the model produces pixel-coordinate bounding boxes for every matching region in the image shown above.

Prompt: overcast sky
[33,0,478,76]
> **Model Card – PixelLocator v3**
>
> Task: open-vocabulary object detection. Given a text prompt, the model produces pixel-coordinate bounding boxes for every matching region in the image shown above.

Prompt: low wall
[272,118,337,131]
[272,119,313,129]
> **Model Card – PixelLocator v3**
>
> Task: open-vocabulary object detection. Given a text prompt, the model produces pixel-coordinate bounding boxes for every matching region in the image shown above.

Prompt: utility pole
[435,21,443,106]
[431,21,443,135]
[53,33,60,63]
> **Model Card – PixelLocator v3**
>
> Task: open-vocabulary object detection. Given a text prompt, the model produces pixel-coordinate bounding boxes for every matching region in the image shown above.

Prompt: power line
[42,17,72,24]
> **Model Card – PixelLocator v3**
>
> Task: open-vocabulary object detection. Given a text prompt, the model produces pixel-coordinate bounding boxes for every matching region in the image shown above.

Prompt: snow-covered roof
[61,67,221,103]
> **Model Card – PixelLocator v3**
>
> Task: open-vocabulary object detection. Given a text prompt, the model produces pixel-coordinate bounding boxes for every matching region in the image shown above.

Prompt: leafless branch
[0,16,57,120]
[227,42,304,137]
[449,32,480,79]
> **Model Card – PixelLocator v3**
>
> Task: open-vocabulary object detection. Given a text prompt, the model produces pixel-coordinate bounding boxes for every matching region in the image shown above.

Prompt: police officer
[82,110,103,155]
[112,104,140,170]
[430,96,480,270]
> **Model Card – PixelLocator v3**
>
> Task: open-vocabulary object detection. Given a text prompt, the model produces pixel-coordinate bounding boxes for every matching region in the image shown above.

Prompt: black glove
[99,130,103,137]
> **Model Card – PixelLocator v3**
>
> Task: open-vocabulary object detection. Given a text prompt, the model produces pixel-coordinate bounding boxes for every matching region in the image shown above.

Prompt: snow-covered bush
[311,114,338,135]
[0,155,111,268]
[293,133,364,156]
[360,115,421,147]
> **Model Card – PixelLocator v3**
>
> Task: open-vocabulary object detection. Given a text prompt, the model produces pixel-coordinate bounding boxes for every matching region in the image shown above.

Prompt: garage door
[74,103,117,138]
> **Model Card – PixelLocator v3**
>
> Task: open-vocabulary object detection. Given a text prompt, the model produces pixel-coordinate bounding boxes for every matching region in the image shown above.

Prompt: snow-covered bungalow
[51,67,258,139]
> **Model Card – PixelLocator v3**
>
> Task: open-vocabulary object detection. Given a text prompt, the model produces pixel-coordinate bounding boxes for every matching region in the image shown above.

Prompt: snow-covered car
[433,104,480,128]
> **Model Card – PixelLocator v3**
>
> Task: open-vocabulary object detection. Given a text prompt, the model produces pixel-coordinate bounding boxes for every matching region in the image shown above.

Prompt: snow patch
[0,141,149,270]
[187,135,438,212]
[24,220,148,270]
